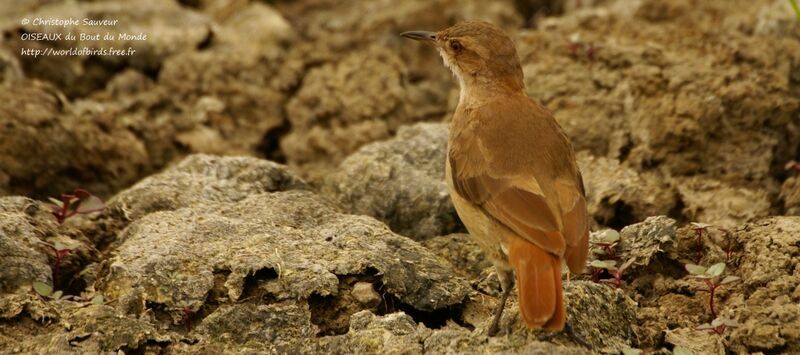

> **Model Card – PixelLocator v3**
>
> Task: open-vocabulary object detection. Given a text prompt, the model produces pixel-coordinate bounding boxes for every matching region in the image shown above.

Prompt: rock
[480,281,637,352]
[212,2,295,47]
[422,233,490,279]
[562,281,638,351]
[673,176,771,230]
[0,197,52,319]
[0,81,149,198]
[519,4,800,194]
[0,48,23,84]
[616,216,678,274]
[90,154,307,248]
[577,152,677,228]
[325,122,461,240]
[322,310,590,354]
[0,196,98,320]
[103,187,470,327]
[0,304,172,354]
[106,154,306,219]
[727,217,800,353]
[423,326,590,354]
[189,302,318,354]
[351,282,381,307]
[318,311,424,353]
[665,326,725,355]
[780,176,800,216]
[157,30,290,155]
[753,0,800,37]
[275,0,524,177]
[281,46,415,175]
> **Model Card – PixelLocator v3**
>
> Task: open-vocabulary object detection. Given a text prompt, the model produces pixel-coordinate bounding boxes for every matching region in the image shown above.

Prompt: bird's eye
[450,41,463,52]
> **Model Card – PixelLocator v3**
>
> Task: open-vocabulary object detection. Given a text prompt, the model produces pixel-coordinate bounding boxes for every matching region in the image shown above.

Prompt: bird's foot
[564,322,592,349]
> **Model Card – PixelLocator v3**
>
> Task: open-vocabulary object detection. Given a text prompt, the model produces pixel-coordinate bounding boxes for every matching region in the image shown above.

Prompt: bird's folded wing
[450,154,566,255]
[449,149,588,265]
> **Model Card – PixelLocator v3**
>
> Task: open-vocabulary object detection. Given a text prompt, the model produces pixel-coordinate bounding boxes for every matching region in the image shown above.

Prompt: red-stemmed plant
[685,262,740,319]
[47,188,105,225]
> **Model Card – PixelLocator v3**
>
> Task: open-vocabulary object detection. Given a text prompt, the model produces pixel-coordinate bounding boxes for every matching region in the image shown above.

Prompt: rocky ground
[1,0,799,354]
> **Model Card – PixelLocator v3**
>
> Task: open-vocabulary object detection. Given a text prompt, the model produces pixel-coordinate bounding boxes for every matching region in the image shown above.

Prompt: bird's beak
[400,31,436,42]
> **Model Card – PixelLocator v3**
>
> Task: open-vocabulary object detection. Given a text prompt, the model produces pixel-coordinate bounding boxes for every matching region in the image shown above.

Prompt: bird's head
[401,21,524,94]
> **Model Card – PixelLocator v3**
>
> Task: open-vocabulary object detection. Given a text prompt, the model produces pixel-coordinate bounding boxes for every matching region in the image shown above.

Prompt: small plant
[566,33,602,61]
[38,241,74,288]
[169,304,197,332]
[718,228,735,262]
[697,317,738,335]
[685,262,740,318]
[32,281,104,304]
[786,160,800,173]
[591,229,620,260]
[689,222,711,263]
[32,281,67,301]
[590,258,635,288]
[621,346,642,355]
[47,188,105,225]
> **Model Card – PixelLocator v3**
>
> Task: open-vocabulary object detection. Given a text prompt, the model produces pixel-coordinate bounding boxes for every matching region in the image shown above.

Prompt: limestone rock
[577,152,677,228]
[0,81,149,198]
[673,176,771,230]
[780,176,800,216]
[325,122,461,240]
[103,189,470,324]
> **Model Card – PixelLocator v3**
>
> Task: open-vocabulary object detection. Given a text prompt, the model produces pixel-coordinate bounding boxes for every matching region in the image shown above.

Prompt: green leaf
[75,194,105,214]
[32,281,53,297]
[590,260,617,269]
[673,345,694,355]
[706,263,726,277]
[690,222,711,229]
[51,290,63,300]
[92,295,104,305]
[685,264,706,276]
[595,230,620,244]
[696,323,715,330]
[53,241,67,251]
[721,318,738,327]
[621,346,642,355]
[720,276,740,285]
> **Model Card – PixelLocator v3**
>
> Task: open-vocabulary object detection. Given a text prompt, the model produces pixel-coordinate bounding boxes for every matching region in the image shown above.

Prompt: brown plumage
[402,21,589,335]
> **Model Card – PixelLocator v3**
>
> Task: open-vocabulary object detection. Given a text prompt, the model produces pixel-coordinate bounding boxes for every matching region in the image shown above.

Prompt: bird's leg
[488,269,514,336]
[538,319,592,349]
[564,321,592,349]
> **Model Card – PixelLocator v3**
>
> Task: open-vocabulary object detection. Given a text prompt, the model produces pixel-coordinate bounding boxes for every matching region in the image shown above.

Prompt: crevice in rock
[667,194,687,224]
[117,339,170,355]
[514,0,565,28]
[257,120,291,164]
[601,200,636,230]
[308,269,469,336]
[176,0,201,9]
[240,267,280,303]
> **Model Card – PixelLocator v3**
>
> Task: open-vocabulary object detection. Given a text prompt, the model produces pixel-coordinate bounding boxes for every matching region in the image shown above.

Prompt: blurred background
[0,0,798,229]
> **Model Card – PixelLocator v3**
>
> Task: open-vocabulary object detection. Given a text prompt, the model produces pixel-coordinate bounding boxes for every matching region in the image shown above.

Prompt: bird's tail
[507,236,565,331]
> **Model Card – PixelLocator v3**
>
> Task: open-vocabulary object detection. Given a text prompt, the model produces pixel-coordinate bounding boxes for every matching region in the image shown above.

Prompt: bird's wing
[449,97,588,272]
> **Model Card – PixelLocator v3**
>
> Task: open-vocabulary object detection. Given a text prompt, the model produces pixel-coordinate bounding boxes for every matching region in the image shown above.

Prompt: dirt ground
[1,0,799,354]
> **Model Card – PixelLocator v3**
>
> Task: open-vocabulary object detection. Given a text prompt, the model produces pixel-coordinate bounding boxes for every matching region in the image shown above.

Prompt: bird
[401,21,589,336]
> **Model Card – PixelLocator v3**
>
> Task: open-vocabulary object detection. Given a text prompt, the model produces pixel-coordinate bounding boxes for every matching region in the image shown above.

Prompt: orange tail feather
[507,237,565,331]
